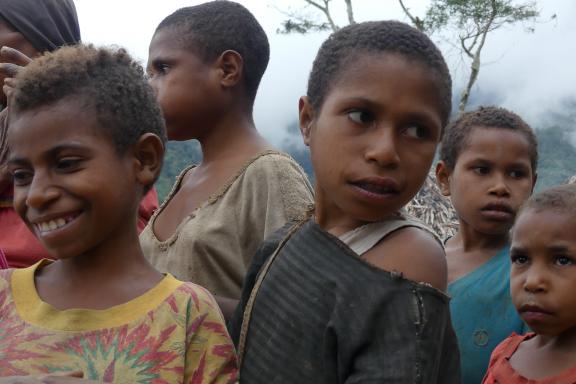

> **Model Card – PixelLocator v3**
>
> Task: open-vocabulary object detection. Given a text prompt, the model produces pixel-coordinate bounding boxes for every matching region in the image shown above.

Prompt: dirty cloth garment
[448,246,527,384]
[230,217,461,384]
[140,151,314,299]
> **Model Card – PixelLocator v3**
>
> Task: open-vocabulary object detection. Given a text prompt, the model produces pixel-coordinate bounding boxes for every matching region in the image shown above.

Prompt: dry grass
[405,173,458,240]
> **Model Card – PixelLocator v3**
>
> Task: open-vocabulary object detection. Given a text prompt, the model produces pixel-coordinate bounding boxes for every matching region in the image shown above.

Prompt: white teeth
[35,216,74,234]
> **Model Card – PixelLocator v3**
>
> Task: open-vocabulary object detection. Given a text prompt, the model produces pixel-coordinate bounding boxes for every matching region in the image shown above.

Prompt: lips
[480,201,514,220]
[351,177,400,196]
[518,304,553,323]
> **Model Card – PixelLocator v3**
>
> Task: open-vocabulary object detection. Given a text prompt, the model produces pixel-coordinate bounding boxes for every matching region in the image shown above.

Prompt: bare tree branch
[344,0,355,24]
[398,0,425,31]
[304,0,338,31]
[459,0,498,113]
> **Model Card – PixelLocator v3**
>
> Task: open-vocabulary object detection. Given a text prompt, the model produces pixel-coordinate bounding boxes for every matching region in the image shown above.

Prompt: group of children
[0,0,575,383]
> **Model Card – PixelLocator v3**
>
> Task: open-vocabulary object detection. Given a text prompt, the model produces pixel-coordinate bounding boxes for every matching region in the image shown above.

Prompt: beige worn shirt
[140,151,314,299]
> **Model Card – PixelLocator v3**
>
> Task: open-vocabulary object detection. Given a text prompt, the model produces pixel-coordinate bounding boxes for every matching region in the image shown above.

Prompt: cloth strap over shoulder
[338,215,443,256]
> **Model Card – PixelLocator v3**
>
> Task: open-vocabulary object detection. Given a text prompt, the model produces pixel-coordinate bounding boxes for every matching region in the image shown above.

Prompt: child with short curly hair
[484,184,576,383]
[436,106,538,383]
[229,20,460,383]
[0,44,236,383]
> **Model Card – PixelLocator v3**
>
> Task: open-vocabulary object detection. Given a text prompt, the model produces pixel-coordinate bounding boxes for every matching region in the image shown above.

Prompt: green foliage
[424,0,539,33]
[155,140,202,202]
[278,19,331,34]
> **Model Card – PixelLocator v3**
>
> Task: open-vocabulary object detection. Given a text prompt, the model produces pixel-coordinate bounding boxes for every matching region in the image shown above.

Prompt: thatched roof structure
[405,172,458,240]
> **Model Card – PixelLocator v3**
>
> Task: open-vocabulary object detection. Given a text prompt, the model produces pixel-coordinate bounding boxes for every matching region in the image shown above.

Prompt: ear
[299,96,315,147]
[132,133,165,189]
[435,161,452,197]
[217,50,243,88]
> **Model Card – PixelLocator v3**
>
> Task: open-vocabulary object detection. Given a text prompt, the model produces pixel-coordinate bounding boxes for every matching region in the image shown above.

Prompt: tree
[276,0,539,114]
[400,0,539,113]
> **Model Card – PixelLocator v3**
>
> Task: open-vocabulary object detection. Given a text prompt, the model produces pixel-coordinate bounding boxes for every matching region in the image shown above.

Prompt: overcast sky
[74,0,575,144]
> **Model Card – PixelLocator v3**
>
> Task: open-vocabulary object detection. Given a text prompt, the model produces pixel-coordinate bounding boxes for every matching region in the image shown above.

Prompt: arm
[362,226,448,291]
[338,228,458,383]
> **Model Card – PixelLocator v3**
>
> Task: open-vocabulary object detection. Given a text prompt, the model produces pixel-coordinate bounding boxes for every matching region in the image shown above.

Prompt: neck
[46,225,156,285]
[314,184,373,236]
[449,220,509,252]
[535,328,576,352]
[197,111,270,165]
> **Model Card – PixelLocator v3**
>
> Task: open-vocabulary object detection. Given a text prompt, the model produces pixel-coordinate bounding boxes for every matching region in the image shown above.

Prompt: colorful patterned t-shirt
[0,261,238,383]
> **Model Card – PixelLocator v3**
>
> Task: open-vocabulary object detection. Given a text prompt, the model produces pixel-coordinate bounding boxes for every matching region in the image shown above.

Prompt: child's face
[438,128,535,236]
[147,28,218,141]
[300,53,443,228]
[7,100,141,259]
[510,208,576,336]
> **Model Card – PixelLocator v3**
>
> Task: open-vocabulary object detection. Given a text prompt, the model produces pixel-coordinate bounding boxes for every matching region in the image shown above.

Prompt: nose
[488,172,510,197]
[523,266,547,294]
[364,128,400,169]
[25,172,60,210]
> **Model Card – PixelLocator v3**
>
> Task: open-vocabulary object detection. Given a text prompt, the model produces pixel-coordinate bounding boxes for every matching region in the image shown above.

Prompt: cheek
[12,187,29,218]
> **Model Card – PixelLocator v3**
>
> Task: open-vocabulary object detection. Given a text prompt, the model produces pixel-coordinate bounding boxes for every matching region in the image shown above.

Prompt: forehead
[8,101,109,152]
[459,127,533,164]
[325,53,444,123]
[513,209,576,244]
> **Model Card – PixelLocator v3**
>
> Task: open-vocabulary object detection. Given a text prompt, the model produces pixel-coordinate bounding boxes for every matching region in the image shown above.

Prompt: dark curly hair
[156,0,269,108]
[440,106,538,171]
[520,183,576,216]
[307,20,452,128]
[10,44,166,154]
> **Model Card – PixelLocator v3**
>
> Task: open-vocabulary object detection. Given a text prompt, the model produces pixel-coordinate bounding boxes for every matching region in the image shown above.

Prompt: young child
[141,1,313,317]
[436,106,538,383]
[0,0,158,269]
[483,184,576,383]
[229,20,460,383]
[0,45,237,382]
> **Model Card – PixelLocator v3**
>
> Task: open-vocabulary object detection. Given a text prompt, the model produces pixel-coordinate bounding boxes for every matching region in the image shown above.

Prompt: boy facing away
[436,106,538,383]
[229,20,460,383]
[484,184,576,383]
[141,1,313,318]
[0,45,236,383]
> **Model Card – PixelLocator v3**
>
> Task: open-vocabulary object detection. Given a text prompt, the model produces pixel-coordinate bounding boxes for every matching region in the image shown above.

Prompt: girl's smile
[7,99,142,260]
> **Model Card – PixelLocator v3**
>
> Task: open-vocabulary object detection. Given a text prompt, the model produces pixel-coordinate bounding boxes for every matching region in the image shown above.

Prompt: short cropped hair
[156,1,269,107]
[10,44,166,155]
[440,106,538,171]
[521,183,576,216]
[307,20,452,128]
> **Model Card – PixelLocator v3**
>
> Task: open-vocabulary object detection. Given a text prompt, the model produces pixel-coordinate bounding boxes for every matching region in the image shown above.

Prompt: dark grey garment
[0,0,80,53]
[229,218,461,384]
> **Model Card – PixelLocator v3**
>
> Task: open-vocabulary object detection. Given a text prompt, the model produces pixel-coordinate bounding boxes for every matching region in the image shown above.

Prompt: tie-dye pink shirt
[0,261,238,383]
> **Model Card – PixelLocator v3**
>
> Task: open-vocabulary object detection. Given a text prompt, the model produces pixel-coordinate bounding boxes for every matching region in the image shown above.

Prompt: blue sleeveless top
[448,246,527,384]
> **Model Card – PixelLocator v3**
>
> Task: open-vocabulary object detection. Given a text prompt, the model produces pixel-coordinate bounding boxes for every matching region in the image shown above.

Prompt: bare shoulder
[362,226,448,291]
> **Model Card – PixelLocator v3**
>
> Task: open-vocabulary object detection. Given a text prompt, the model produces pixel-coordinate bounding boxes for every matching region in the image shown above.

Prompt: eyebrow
[8,143,91,165]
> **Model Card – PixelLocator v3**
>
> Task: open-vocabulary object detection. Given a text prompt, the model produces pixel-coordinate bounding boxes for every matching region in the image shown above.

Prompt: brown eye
[347,110,374,125]
[10,169,33,186]
[404,125,428,139]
